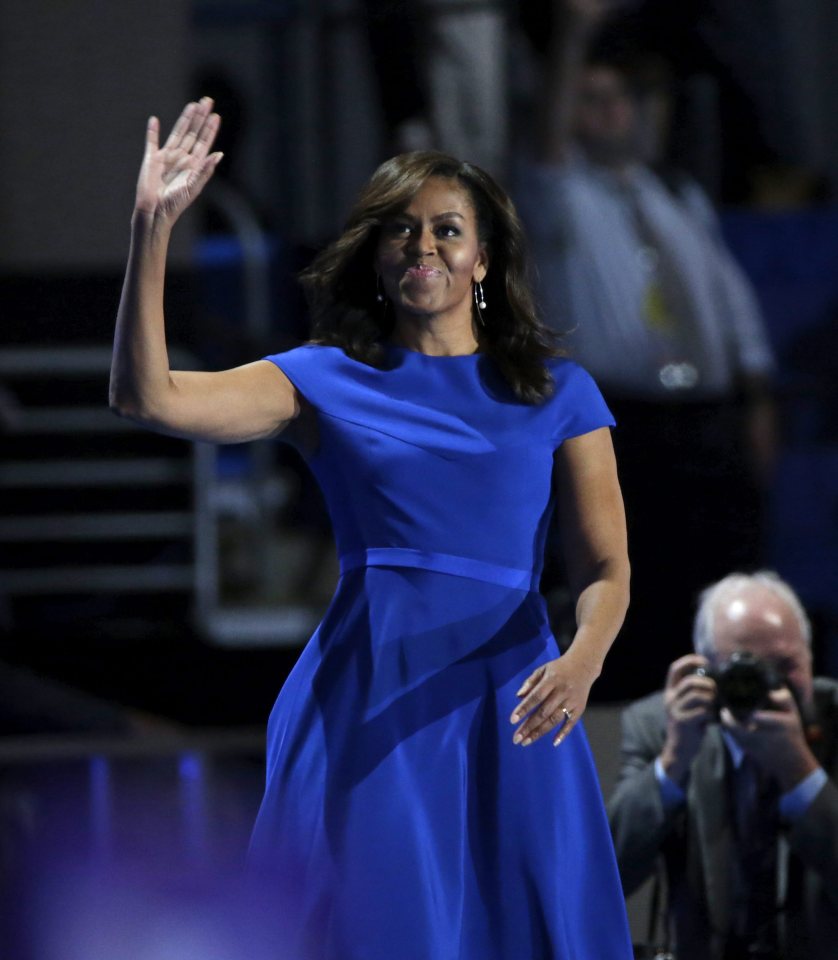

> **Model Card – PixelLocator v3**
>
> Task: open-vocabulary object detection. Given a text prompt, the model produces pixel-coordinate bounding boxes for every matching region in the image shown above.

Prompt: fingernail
[522,737,532,747]
[513,733,523,745]
[515,685,525,697]
[509,713,519,724]
[553,737,563,747]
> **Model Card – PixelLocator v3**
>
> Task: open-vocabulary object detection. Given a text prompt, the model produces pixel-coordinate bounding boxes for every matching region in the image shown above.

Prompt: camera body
[699,651,785,722]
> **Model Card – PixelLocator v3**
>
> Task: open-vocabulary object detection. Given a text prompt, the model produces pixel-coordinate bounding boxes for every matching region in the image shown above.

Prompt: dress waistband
[339,547,539,591]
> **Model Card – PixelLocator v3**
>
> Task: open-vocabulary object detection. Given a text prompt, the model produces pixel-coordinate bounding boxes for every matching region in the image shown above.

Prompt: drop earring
[474,280,487,325]
[376,275,385,303]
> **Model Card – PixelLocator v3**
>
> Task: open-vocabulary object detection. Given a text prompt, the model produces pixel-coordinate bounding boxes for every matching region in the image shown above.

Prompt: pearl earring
[474,280,487,325]
[376,276,385,303]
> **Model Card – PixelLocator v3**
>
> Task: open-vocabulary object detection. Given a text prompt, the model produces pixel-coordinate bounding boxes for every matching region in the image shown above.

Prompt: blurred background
[1,0,837,955]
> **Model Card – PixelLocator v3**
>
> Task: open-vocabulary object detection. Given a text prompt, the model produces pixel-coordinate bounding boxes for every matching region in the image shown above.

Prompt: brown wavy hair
[300,151,562,403]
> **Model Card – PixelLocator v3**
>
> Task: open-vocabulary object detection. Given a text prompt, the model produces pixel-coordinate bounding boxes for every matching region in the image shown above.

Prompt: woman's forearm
[510,556,628,746]
[553,428,630,679]
[109,212,175,423]
[566,559,630,678]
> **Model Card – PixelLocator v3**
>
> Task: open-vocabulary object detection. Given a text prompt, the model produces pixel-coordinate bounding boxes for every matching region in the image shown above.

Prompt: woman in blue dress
[111,97,633,959]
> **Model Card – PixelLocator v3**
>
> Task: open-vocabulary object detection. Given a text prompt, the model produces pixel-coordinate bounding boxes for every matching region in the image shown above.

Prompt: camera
[698,652,784,722]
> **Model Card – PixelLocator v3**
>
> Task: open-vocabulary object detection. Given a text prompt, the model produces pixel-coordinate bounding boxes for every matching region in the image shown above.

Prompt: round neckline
[386,343,482,360]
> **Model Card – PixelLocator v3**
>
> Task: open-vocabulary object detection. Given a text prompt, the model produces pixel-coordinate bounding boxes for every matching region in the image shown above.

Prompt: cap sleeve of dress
[549,359,615,445]
[262,344,335,411]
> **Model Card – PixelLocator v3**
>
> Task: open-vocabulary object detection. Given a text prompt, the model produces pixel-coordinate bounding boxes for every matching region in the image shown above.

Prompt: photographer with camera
[608,572,838,960]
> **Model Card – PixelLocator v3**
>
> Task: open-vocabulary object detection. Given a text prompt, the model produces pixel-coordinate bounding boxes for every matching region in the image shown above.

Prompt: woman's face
[374,176,488,327]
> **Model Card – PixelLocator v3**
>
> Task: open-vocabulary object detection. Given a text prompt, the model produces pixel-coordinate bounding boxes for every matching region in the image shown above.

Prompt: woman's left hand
[509,652,599,747]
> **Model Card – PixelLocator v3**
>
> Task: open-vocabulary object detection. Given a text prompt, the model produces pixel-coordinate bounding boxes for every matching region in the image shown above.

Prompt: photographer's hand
[722,689,819,792]
[659,654,717,787]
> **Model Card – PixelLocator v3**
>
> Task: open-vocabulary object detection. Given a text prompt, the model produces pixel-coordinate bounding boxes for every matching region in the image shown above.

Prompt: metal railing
[0,346,207,598]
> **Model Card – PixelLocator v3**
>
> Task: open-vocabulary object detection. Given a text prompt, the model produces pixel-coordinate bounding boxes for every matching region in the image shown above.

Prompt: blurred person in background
[515,0,777,700]
[518,0,821,205]
[364,0,508,175]
[109,98,634,957]
[608,572,838,960]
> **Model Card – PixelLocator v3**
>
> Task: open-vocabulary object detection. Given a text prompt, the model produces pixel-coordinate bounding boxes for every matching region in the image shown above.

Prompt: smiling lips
[404,264,441,280]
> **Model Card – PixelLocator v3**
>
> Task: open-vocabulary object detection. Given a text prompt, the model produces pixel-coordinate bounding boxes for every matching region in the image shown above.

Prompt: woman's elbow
[108,384,158,428]
[592,553,631,592]
[589,555,631,610]
[108,385,135,421]
[615,556,631,609]
[620,554,631,592]
[108,379,145,422]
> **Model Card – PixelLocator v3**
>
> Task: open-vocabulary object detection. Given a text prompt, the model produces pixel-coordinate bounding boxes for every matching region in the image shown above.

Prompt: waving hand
[135,97,222,223]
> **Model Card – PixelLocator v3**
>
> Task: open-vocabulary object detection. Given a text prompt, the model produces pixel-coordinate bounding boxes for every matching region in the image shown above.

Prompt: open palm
[135,97,222,222]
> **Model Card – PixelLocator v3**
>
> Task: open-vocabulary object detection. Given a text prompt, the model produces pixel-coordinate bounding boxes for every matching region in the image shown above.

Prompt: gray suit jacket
[608,678,838,960]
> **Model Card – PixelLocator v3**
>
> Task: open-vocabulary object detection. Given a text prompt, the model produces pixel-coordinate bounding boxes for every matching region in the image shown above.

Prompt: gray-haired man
[608,572,838,960]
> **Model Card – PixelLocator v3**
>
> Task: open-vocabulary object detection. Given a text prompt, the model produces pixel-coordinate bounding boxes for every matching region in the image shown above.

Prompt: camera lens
[714,652,782,721]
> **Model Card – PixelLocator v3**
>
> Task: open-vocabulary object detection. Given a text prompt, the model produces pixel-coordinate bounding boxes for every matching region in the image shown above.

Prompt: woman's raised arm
[109,98,299,444]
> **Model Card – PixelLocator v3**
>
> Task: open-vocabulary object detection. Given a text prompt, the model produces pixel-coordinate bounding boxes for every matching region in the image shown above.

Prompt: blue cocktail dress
[248,343,633,959]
